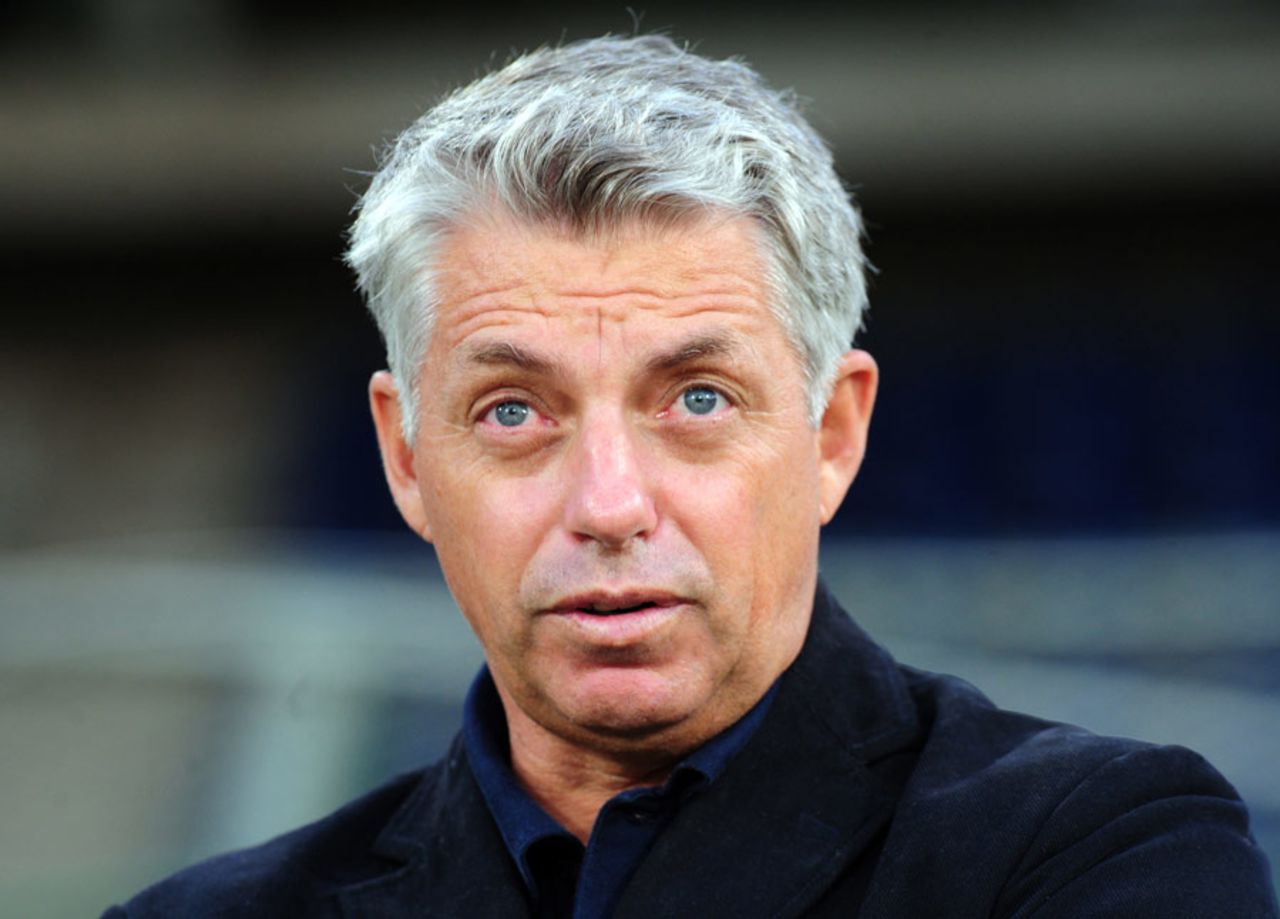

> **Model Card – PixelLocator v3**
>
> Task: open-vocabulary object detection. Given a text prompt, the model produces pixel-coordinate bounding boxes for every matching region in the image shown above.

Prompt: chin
[554,669,709,741]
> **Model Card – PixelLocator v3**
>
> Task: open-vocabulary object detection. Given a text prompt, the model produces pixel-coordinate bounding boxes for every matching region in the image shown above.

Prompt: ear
[816,350,878,524]
[369,371,434,542]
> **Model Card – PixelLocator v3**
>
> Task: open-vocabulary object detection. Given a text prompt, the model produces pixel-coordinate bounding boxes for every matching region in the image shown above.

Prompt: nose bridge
[565,404,657,547]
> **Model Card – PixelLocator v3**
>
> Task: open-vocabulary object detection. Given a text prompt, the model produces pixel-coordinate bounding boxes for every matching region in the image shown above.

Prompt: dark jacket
[106,584,1278,917]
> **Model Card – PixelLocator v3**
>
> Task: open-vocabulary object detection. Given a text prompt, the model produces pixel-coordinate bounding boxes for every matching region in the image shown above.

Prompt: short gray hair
[346,34,868,437]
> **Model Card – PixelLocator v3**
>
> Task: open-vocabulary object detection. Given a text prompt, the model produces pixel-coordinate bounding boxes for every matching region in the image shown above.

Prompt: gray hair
[345,34,868,437]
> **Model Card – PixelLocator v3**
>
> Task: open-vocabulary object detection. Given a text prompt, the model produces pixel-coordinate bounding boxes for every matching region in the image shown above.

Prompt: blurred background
[2,1,1278,914]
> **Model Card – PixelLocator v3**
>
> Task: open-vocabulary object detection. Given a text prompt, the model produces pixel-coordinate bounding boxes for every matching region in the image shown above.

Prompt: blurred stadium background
[1,1,1277,914]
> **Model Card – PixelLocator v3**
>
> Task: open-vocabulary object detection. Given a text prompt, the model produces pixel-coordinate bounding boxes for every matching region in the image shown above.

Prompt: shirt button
[623,805,658,823]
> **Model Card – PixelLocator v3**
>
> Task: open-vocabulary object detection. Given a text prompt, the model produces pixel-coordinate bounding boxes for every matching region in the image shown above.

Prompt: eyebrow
[643,333,742,374]
[461,341,558,376]
[458,331,743,379]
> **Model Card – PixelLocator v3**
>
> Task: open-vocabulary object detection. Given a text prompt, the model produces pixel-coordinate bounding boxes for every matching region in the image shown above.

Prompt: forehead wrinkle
[595,305,605,375]
[445,279,527,304]
[442,294,765,355]
[553,279,752,301]
[441,304,557,351]
[567,292,766,326]
[554,261,763,303]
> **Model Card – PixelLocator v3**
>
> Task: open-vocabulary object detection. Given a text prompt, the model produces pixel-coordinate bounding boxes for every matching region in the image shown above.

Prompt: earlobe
[816,350,878,524]
[368,371,434,542]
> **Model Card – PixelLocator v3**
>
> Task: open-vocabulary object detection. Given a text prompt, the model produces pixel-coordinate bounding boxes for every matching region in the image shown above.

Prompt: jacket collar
[337,579,920,918]
[614,579,920,918]
[336,734,532,918]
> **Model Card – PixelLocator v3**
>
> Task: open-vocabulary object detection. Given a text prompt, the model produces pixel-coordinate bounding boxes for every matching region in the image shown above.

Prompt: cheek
[660,458,753,533]
[434,473,537,546]
[657,456,773,609]
[673,432,818,531]
[427,460,566,574]
[425,471,562,654]
[690,438,821,601]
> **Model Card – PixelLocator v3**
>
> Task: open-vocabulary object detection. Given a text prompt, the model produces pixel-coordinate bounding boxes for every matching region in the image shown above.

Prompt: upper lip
[547,590,686,614]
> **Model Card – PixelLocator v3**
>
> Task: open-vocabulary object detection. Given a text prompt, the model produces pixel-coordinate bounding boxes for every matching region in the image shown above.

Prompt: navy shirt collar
[462,665,778,893]
[463,668,570,886]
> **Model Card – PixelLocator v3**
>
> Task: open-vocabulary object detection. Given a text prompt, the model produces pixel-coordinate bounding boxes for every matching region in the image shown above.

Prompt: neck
[502,709,681,842]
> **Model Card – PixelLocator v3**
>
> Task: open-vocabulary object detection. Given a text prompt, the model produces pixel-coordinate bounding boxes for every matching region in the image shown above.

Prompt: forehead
[427,211,779,353]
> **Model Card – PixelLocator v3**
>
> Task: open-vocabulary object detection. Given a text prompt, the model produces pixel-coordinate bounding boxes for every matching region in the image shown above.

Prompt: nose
[563,409,658,549]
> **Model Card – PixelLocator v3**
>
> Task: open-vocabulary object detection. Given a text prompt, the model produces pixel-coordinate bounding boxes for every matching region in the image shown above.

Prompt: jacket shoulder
[863,667,1277,917]
[103,765,439,919]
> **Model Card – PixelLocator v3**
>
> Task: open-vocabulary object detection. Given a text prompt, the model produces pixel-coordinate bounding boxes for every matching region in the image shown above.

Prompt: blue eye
[682,387,720,415]
[492,401,531,427]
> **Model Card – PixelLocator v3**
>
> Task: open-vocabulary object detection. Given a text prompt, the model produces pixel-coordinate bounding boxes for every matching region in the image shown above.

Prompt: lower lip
[550,603,685,645]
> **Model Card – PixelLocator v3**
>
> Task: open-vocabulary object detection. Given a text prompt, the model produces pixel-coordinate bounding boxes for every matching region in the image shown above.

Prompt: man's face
[372,212,874,754]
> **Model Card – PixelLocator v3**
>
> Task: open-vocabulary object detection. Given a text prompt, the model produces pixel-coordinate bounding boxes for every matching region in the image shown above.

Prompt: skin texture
[370,211,877,839]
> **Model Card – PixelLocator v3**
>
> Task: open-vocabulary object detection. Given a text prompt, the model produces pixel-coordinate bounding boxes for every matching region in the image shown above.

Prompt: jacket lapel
[335,582,916,918]
[335,737,533,919]
[615,583,920,918]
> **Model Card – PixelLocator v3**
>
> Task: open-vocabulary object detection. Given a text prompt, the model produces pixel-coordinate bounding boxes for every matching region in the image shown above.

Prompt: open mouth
[552,592,682,618]
[578,601,662,616]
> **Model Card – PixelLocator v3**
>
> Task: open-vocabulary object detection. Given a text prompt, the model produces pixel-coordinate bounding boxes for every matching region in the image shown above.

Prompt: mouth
[541,590,689,647]
[550,591,684,618]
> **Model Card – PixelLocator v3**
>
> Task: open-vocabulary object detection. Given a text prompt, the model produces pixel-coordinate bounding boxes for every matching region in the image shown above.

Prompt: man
[107,35,1276,917]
